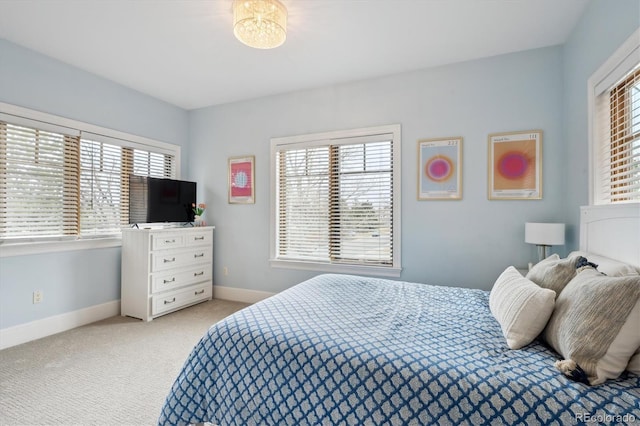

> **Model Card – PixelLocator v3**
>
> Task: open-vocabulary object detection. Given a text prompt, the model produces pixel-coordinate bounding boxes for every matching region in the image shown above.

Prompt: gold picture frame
[488,130,542,200]
[228,155,255,204]
[417,137,463,200]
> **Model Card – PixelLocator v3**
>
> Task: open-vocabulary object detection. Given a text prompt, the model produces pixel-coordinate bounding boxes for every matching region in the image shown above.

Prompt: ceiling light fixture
[233,0,287,49]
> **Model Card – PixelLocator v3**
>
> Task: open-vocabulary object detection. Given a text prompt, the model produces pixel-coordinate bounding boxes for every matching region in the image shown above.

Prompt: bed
[158,205,640,425]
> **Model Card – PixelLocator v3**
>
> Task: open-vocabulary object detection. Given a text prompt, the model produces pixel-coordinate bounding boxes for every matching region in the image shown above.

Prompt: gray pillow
[526,254,578,296]
[544,267,640,385]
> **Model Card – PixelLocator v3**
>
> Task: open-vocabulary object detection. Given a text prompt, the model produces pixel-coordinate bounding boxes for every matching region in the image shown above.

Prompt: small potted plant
[192,203,206,226]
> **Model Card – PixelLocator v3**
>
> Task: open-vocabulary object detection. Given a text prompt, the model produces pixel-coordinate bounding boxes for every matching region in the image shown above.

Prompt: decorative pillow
[489,266,556,350]
[526,254,578,296]
[568,251,640,277]
[543,267,640,385]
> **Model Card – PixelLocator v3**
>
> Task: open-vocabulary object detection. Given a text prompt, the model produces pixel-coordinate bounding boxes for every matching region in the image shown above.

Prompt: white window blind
[277,145,330,261]
[0,122,80,239]
[602,68,640,203]
[596,67,640,203]
[1,112,177,242]
[272,125,401,274]
[330,140,393,265]
[590,29,640,205]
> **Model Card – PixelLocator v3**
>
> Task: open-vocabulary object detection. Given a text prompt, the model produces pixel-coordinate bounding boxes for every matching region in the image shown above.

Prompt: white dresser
[121,226,215,321]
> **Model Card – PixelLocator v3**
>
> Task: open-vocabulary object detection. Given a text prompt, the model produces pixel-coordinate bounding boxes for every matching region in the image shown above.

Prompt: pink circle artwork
[498,152,529,179]
[425,156,453,182]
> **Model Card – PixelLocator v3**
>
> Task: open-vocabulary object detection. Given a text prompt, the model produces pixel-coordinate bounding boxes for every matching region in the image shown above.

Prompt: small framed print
[488,130,542,200]
[228,155,255,204]
[418,137,462,200]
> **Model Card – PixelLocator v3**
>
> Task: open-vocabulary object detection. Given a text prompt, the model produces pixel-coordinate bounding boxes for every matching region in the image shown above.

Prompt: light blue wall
[562,0,640,248]
[0,40,189,158]
[0,39,189,329]
[1,248,122,326]
[190,46,566,293]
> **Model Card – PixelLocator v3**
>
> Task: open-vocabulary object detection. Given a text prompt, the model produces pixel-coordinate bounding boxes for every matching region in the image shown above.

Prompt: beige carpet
[0,299,249,426]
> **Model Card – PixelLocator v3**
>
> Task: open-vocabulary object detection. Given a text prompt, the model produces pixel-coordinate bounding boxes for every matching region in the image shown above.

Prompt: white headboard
[580,204,640,268]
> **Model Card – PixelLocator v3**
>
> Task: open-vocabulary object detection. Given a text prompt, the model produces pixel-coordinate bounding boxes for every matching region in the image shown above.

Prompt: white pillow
[628,348,640,375]
[568,251,640,277]
[489,266,556,350]
[605,299,640,377]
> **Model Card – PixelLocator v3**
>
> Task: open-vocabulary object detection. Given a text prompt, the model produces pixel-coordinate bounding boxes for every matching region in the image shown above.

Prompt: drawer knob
[194,253,204,258]
[164,297,176,305]
[165,239,175,243]
[163,277,176,284]
[194,236,205,241]
[163,257,176,263]
[195,289,205,295]
[194,271,204,277]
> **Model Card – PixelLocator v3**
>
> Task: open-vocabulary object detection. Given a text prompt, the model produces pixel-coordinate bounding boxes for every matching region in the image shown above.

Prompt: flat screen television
[129,175,196,224]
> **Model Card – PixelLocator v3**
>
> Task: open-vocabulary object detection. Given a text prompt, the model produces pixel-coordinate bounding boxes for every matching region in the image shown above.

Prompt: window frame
[269,124,402,277]
[0,102,181,257]
[587,28,640,205]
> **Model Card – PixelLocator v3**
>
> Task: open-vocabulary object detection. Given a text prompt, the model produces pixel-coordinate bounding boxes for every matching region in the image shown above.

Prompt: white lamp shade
[525,222,565,246]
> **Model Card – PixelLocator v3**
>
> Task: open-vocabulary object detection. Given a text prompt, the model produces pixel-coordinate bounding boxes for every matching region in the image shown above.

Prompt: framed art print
[228,155,255,204]
[418,137,462,200]
[488,130,542,200]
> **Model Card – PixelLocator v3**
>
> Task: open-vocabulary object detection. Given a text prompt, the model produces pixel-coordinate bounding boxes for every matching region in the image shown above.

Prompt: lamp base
[536,245,551,263]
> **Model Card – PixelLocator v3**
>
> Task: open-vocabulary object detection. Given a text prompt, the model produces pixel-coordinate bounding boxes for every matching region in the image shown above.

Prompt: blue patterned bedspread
[159,274,640,425]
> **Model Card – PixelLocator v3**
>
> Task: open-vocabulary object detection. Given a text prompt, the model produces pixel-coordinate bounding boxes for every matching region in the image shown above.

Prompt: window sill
[0,237,122,258]
[269,259,402,278]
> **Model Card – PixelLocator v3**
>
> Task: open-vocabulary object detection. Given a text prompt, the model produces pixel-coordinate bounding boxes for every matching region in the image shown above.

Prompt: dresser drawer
[151,247,213,272]
[151,265,212,293]
[184,230,213,247]
[151,283,212,316]
[152,234,185,250]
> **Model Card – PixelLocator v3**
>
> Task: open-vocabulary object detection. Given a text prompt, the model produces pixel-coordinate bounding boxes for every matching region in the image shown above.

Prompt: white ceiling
[0,0,588,111]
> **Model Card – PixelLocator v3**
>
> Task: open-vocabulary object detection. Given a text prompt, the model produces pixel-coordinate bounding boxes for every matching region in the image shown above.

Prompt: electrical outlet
[223,266,229,276]
[33,290,43,304]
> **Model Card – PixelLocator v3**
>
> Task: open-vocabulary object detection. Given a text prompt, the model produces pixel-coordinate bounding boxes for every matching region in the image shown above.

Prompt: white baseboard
[0,288,270,350]
[213,285,275,304]
[0,300,120,350]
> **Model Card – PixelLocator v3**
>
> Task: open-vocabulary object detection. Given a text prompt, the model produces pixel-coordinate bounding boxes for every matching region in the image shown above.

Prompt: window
[270,124,401,277]
[78,136,173,237]
[589,29,640,204]
[0,104,179,245]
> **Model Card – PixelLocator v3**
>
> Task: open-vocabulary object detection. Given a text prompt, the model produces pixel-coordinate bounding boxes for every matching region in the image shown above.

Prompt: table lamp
[525,222,565,263]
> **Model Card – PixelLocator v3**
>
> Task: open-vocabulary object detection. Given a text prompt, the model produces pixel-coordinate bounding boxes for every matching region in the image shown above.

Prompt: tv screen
[129,175,196,224]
